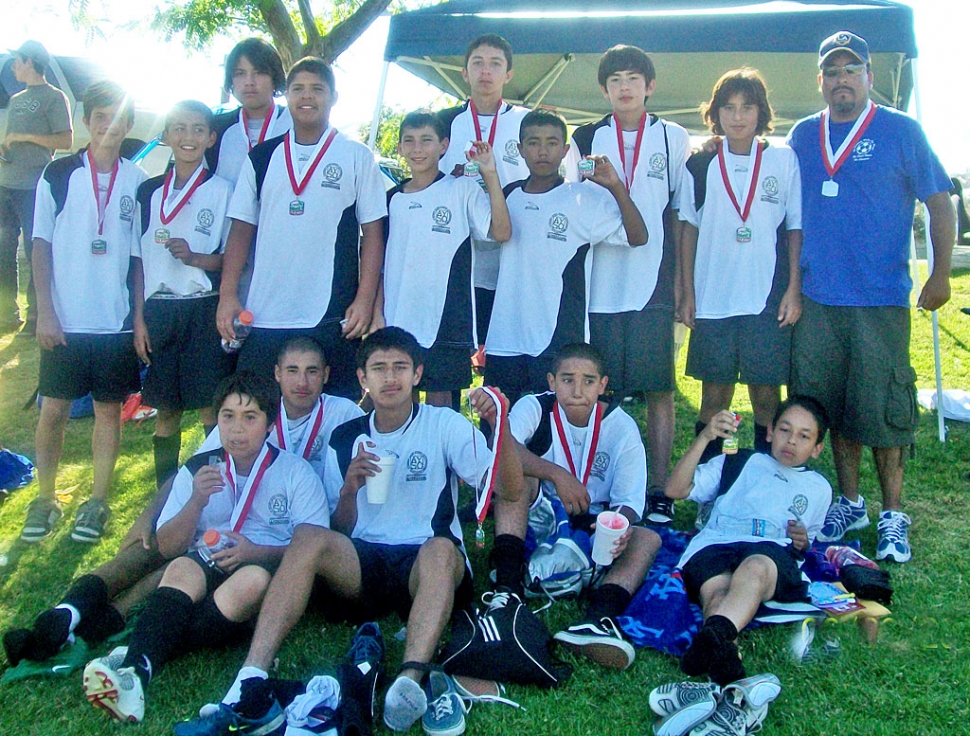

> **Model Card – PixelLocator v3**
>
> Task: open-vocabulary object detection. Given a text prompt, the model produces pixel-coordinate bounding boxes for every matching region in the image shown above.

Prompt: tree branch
[259,0,304,68]
[296,0,323,50]
[314,0,393,62]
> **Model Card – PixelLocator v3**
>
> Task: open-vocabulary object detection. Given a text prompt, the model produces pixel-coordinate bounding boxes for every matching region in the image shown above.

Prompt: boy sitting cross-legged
[81,372,330,724]
[664,396,832,685]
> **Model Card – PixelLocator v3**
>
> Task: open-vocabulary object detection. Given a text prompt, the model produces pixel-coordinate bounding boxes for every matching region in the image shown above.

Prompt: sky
[2,0,967,172]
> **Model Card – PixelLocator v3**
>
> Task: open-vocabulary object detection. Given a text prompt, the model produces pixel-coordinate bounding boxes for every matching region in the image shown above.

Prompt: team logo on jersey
[502,139,521,165]
[268,493,289,524]
[119,195,135,222]
[590,451,610,481]
[789,494,809,518]
[760,175,780,205]
[647,152,667,181]
[547,213,568,242]
[310,436,324,456]
[406,451,428,481]
[432,206,452,234]
[409,201,423,210]
[852,138,875,162]
[195,208,214,236]
[321,163,342,190]
[524,200,540,211]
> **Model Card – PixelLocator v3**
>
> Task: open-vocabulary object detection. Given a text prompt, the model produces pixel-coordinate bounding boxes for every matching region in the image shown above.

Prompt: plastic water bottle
[825,545,879,571]
[221,310,254,353]
[197,528,236,567]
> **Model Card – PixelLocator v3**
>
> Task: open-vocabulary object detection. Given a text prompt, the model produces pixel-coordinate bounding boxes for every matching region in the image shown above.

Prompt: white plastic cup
[591,510,630,566]
[365,453,397,504]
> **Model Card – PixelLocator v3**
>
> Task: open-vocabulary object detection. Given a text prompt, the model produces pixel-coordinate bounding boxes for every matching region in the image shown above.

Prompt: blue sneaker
[816,495,869,542]
[876,510,912,563]
[172,699,285,736]
[422,670,467,736]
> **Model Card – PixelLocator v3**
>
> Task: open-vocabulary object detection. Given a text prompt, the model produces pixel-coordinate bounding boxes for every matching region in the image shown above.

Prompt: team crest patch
[760,175,780,204]
[321,163,343,190]
[268,493,289,524]
[647,152,667,180]
[590,451,610,481]
[502,139,521,165]
[119,195,135,222]
[852,138,875,162]
[195,208,214,235]
[406,451,428,481]
[547,212,568,242]
[432,206,452,234]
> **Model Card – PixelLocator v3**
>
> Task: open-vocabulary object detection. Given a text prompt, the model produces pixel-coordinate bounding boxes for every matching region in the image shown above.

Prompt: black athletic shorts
[39,332,140,402]
[418,343,474,393]
[589,305,675,396]
[682,541,807,604]
[484,353,554,405]
[686,310,792,386]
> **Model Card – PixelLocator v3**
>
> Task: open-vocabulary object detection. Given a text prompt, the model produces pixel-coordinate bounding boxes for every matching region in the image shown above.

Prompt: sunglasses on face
[821,63,867,78]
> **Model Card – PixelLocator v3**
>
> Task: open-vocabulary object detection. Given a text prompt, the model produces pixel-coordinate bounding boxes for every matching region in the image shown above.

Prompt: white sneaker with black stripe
[553,617,635,670]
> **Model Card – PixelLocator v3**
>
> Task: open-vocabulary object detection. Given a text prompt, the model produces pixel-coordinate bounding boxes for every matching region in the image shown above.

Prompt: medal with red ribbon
[274,397,325,461]
[552,401,603,486]
[242,102,277,151]
[472,386,508,548]
[87,149,118,247]
[818,100,876,198]
[159,163,207,225]
[224,443,275,533]
[613,112,647,192]
[718,140,764,243]
[284,128,338,215]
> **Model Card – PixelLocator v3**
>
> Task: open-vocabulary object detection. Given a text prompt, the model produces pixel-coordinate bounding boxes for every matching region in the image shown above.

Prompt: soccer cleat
[71,499,111,543]
[649,681,721,717]
[20,497,62,543]
[876,510,912,563]
[82,646,145,723]
[553,617,635,670]
[172,701,285,736]
[646,491,675,524]
[422,670,467,736]
[816,495,869,542]
[723,673,781,710]
[383,675,427,732]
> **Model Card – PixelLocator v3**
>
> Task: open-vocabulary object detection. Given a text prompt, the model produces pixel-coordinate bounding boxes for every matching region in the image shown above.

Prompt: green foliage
[152,0,267,49]
[359,105,406,168]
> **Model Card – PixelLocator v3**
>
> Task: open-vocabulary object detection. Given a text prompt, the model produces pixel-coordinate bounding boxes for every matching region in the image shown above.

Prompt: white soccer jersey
[134,167,233,298]
[565,115,691,312]
[212,105,293,183]
[486,179,631,357]
[33,151,146,333]
[157,443,329,551]
[679,452,832,569]
[439,102,530,291]
[383,174,492,348]
[510,392,647,519]
[325,404,492,549]
[228,128,387,329]
[678,142,802,319]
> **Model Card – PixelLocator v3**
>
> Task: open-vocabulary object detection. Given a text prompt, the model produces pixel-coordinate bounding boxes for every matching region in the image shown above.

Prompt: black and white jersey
[157,442,329,550]
[134,166,233,298]
[32,150,146,333]
[510,392,646,519]
[383,174,491,348]
[486,179,631,357]
[439,102,530,291]
[678,142,802,319]
[565,115,691,312]
[680,452,831,568]
[227,128,387,329]
[208,105,293,183]
[325,404,492,549]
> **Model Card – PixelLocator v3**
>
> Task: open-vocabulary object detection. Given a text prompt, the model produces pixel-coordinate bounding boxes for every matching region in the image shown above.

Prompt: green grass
[2,264,970,735]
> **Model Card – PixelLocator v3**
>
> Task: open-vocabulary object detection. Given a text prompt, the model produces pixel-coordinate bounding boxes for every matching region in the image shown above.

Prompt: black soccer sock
[61,574,110,620]
[153,433,182,488]
[489,534,526,594]
[754,423,770,454]
[123,586,194,689]
[584,583,633,621]
[704,614,739,642]
[696,421,724,464]
[180,595,253,653]
[26,609,72,661]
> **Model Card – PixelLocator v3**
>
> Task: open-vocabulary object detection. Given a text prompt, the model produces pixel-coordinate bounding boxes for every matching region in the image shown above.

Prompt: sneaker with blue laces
[422,670,467,736]
[816,495,869,542]
[876,510,912,563]
[173,678,285,736]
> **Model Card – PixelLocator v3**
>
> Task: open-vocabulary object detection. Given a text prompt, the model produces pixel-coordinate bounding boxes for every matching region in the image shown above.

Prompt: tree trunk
[259,0,305,69]
[310,0,394,63]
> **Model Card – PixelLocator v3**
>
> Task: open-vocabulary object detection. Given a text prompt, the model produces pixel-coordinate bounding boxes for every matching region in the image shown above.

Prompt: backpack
[438,591,573,688]
[524,495,594,601]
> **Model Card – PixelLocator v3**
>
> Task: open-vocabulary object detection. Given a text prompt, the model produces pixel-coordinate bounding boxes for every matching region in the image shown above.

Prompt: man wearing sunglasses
[786,31,954,564]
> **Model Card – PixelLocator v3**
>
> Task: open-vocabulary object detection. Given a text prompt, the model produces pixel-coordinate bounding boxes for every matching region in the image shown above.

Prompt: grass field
[1,264,969,736]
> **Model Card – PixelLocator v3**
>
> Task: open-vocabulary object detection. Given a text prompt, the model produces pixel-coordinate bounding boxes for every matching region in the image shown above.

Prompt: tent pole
[368,61,391,152]
[911,58,946,442]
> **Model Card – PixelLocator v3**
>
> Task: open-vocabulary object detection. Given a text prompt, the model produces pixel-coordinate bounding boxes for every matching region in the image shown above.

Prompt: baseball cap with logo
[10,40,51,69]
[818,31,870,67]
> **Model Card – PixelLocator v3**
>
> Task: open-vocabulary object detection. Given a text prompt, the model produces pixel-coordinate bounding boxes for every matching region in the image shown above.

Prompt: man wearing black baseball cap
[0,40,72,333]
[786,31,955,564]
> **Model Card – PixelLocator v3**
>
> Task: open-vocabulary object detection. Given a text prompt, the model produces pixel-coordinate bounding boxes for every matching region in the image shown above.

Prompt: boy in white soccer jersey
[664,396,831,685]
[132,100,234,488]
[81,372,329,724]
[484,109,647,403]
[565,45,692,524]
[22,81,146,545]
[485,343,659,670]
[439,34,530,354]
[217,57,386,398]
[679,68,803,464]
[177,327,523,736]
[381,110,511,408]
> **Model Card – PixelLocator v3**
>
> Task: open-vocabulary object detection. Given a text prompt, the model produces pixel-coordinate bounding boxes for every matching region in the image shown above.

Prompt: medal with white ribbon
[818,99,875,198]
[242,102,277,151]
[613,112,647,192]
[472,386,508,548]
[717,140,763,243]
[224,443,275,533]
[552,401,603,486]
[159,163,207,226]
[274,397,324,460]
[284,128,337,216]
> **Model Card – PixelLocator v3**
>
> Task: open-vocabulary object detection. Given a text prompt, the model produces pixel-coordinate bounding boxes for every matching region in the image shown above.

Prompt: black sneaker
[646,491,674,524]
[553,617,635,670]
[338,622,385,735]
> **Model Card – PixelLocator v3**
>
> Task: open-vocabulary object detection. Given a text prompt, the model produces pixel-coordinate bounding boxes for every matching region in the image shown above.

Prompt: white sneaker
[83,646,145,723]
[876,510,912,563]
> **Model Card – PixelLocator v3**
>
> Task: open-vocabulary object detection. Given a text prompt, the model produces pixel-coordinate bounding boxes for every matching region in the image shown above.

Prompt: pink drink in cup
[591,510,630,565]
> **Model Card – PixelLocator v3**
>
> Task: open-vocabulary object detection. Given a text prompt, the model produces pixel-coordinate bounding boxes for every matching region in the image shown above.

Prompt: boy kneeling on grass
[664,395,832,685]
[81,372,329,724]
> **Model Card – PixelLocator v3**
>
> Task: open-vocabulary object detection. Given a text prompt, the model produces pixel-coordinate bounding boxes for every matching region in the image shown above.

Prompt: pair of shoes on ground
[817,495,913,563]
[649,673,782,736]
[553,616,635,670]
[384,669,468,736]
[20,497,110,544]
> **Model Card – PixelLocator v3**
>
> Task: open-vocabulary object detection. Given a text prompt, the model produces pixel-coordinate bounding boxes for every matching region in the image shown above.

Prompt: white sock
[846,495,865,507]
[222,666,268,706]
[54,603,81,633]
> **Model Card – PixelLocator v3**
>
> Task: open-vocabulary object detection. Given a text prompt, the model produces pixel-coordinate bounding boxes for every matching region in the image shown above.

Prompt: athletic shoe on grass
[816,495,868,542]
[876,510,912,563]
[646,491,675,524]
[553,617,635,670]
[20,497,62,543]
[422,670,467,736]
[71,498,110,543]
[83,646,145,723]
[650,681,720,736]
